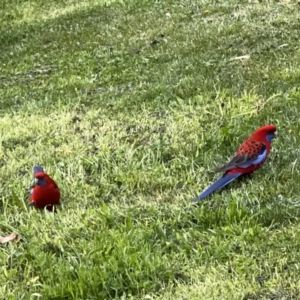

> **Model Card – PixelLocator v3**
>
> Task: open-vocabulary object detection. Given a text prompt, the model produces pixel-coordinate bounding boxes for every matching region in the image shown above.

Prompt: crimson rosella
[193,124,277,202]
[29,166,60,211]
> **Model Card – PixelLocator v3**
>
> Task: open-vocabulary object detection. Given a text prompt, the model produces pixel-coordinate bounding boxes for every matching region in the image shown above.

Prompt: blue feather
[239,147,267,168]
[37,178,47,187]
[192,172,242,202]
[33,166,47,187]
[266,132,276,142]
[34,166,44,174]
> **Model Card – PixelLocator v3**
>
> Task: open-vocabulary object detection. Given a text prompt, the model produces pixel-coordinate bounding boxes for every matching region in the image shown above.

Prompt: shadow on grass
[1,0,300,112]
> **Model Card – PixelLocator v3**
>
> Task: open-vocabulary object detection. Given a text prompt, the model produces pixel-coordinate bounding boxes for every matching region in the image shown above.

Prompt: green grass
[1,0,300,299]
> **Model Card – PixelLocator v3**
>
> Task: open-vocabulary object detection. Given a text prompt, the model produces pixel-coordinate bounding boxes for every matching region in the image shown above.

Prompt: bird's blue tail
[33,166,44,174]
[192,172,242,202]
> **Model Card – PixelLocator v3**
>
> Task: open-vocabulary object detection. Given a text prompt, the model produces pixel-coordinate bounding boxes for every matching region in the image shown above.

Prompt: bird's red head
[252,124,277,142]
[34,172,46,179]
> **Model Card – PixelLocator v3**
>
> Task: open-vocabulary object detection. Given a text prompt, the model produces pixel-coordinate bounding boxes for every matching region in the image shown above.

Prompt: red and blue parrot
[193,124,277,202]
[29,166,60,211]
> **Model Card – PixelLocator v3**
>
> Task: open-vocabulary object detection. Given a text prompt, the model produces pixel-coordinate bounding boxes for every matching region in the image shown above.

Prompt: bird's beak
[274,131,277,138]
[28,201,36,207]
[34,178,39,184]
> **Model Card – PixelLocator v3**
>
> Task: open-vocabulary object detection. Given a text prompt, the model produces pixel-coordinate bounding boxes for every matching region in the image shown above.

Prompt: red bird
[29,166,60,211]
[193,124,277,201]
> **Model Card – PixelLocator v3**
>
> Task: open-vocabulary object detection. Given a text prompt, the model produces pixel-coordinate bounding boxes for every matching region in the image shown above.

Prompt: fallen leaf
[0,233,19,244]
[232,55,250,60]
[278,44,288,49]
[31,293,42,298]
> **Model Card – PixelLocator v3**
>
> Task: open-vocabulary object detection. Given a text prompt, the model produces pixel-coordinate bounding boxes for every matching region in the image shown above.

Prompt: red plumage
[195,124,277,201]
[30,167,60,211]
[214,124,277,175]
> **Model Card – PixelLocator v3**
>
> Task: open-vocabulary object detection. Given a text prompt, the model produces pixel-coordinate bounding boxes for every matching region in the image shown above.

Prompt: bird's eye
[34,176,44,184]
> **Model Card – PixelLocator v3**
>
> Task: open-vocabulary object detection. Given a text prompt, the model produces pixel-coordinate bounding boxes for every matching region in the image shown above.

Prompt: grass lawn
[1,0,300,299]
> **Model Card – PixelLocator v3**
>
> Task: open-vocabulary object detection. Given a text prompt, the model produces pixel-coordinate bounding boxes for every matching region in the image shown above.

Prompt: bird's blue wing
[239,146,267,168]
[215,144,267,173]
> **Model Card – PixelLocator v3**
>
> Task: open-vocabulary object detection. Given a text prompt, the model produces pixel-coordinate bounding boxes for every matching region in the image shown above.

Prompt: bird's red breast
[30,173,60,211]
